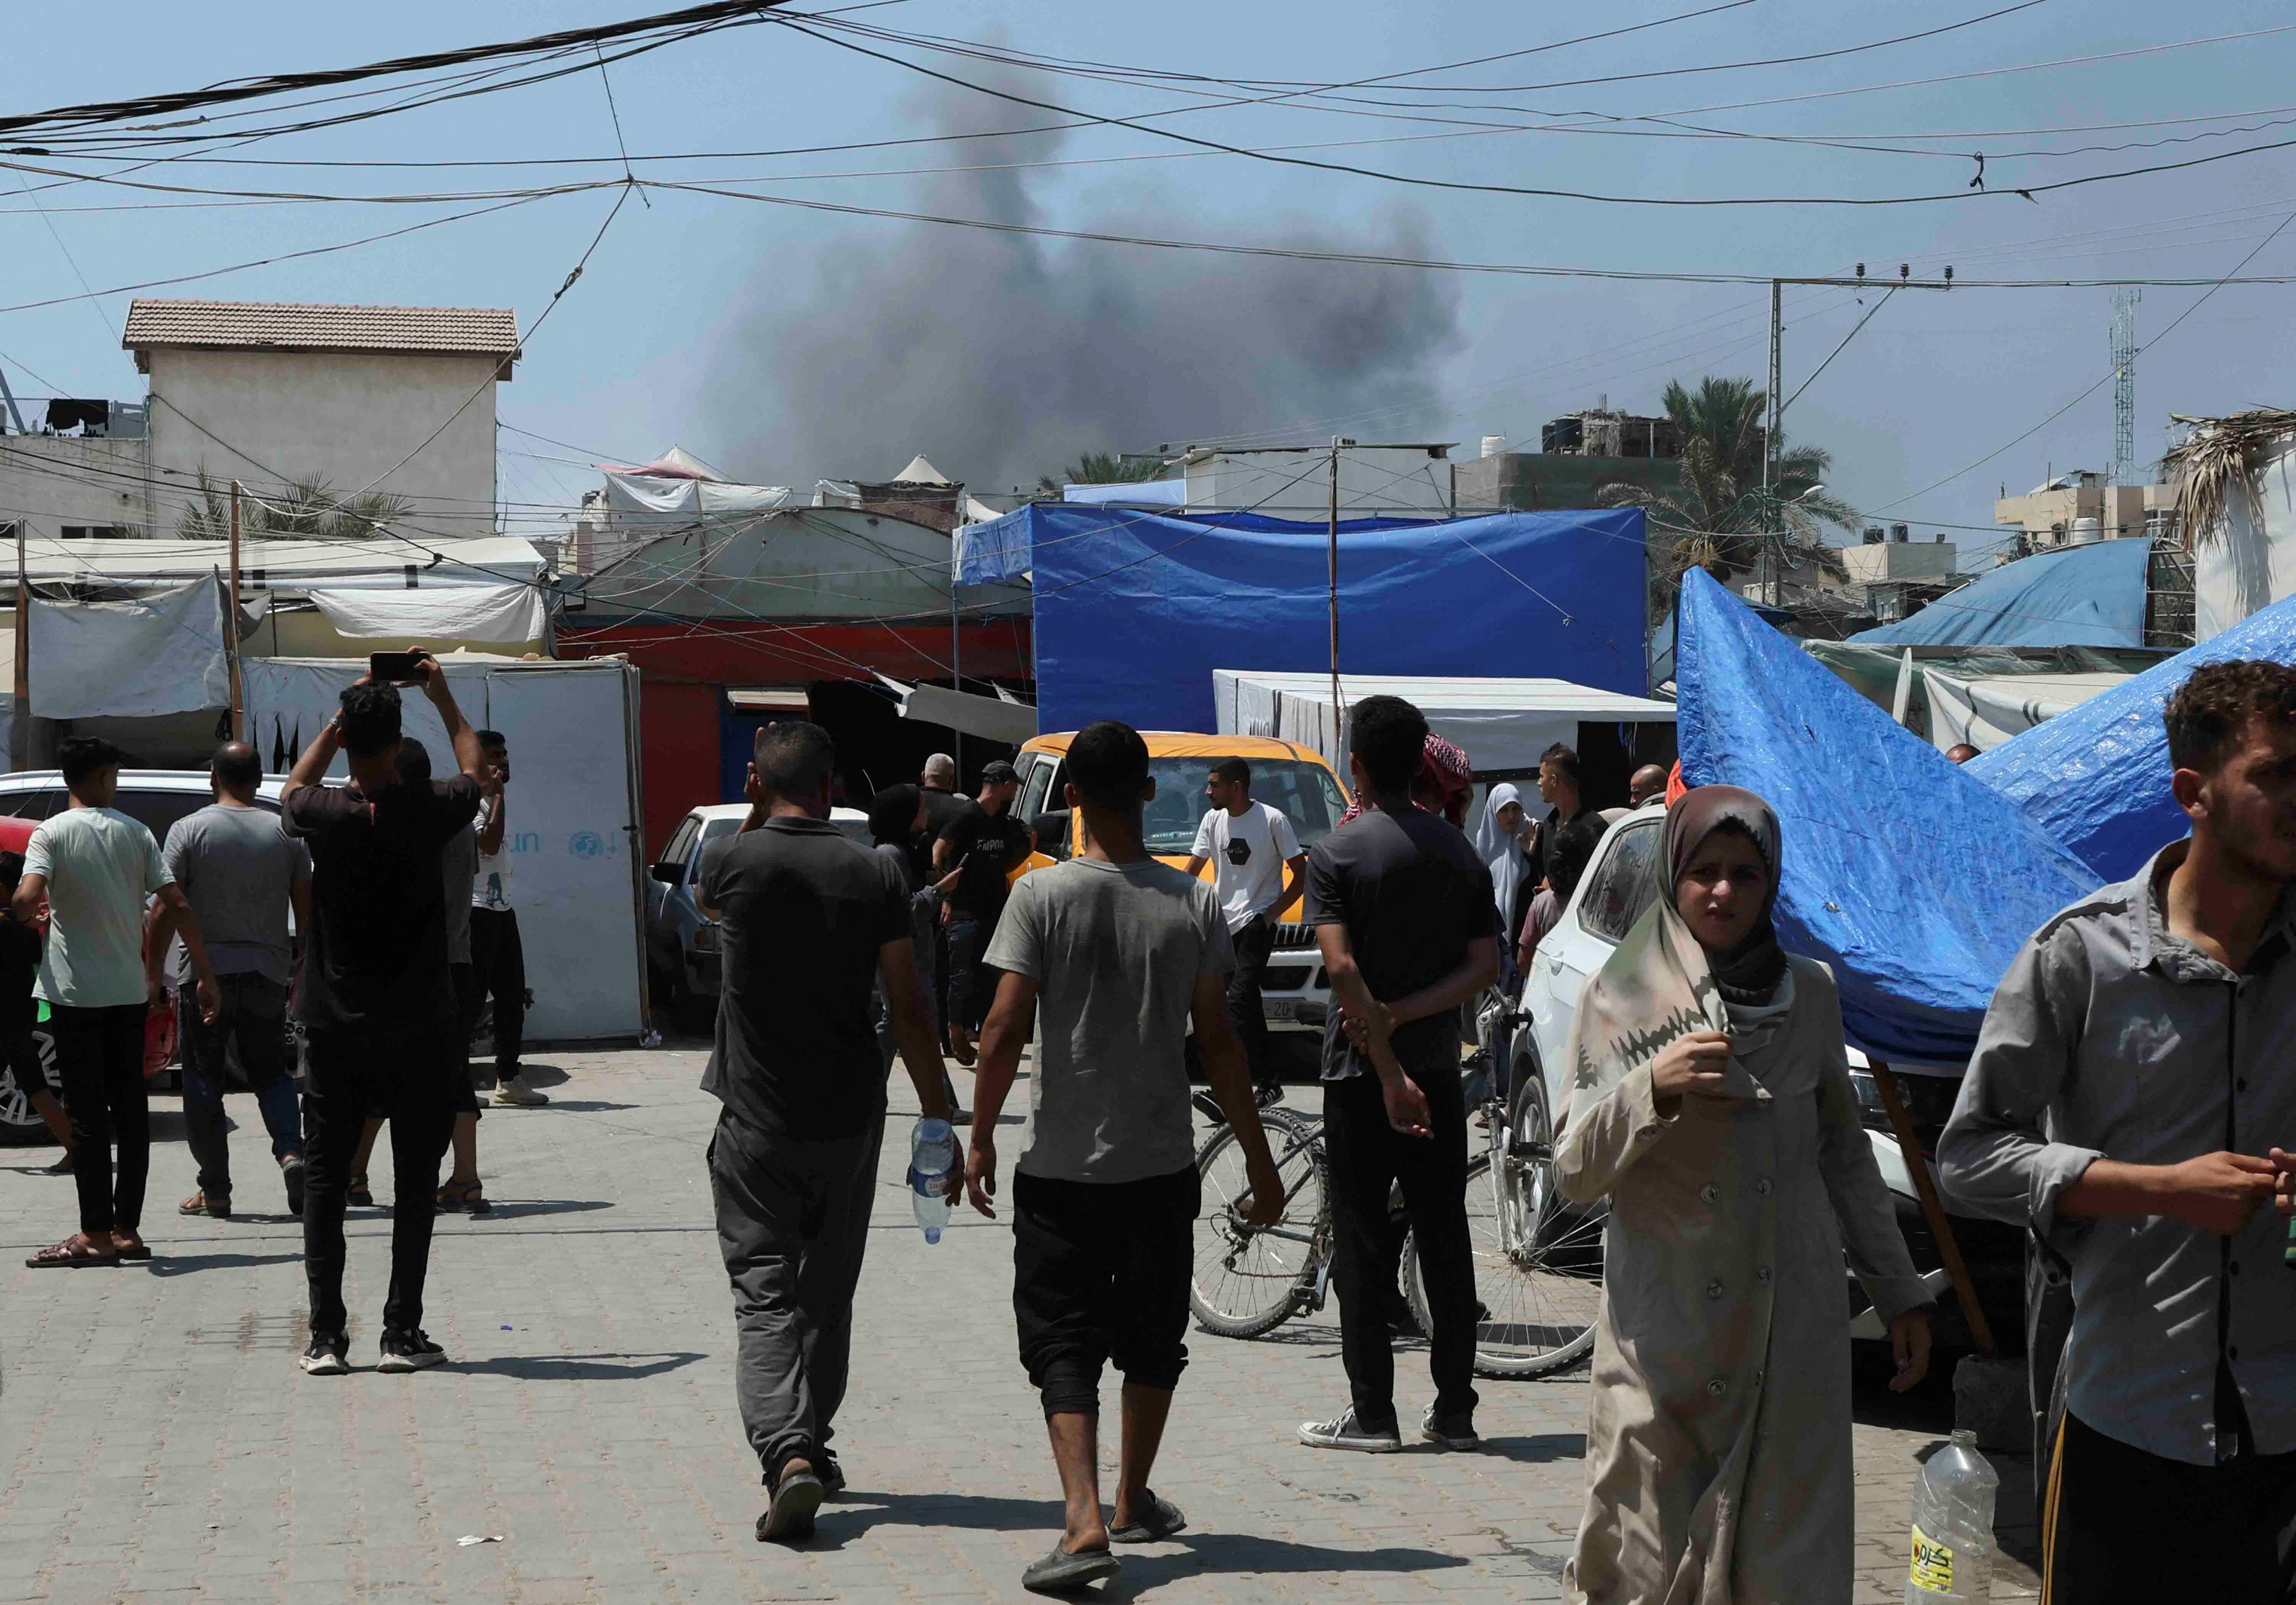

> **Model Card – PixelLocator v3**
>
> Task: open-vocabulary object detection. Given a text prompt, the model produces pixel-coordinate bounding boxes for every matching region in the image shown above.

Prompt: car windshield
[1142,757,1349,857]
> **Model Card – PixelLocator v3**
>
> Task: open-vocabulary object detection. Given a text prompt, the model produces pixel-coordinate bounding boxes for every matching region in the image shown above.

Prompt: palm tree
[1596,377,1858,604]
[1034,451,1168,496]
[177,471,413,542]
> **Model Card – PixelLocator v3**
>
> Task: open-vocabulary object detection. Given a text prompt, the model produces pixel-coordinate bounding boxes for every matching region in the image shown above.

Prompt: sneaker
[376,1328,448,1372]
[280,1154,306,1218]
[42,1149,74,1175]
[1298,1405,1402,1453]
[1420,1405,1480,1450]
[300,1334,349,1376]
[494,1077,550,1107]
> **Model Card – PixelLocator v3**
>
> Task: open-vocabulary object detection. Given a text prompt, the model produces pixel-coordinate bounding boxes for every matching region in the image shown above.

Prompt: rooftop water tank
[1481,433,1506,459]
[2071,516,2103,544]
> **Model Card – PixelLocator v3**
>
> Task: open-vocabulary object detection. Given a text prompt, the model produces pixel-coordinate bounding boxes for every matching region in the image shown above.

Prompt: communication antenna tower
[2108,287,2140,488]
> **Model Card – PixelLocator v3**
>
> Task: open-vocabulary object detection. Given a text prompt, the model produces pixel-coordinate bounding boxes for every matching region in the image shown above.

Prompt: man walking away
[1299,696,1498,1452]
[168,741,311,1221]
[21,737,220,1268]
[1939,660,2296,1604]
[470,730,545,1107]
[965,720,1282,1595]
[914,753,963,1049]
[935,758,1033,1063]
[284,661,484,1374]
[1183,757,1306,1097]
[698,722,957,1545]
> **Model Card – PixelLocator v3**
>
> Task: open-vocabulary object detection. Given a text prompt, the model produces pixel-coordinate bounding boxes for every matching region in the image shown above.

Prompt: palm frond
[2164,409,2296,553]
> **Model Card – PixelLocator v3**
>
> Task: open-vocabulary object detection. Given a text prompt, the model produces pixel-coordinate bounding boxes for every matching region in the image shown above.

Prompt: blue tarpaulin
[956,503,1649,733]
[1968,590,2296,882]
[1676,569,2101,1062]
[1848,537,2151,648]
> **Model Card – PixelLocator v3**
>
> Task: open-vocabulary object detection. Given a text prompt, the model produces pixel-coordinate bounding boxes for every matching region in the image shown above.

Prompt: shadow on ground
[148,1251,302,1277]
[457,1351,705,1381]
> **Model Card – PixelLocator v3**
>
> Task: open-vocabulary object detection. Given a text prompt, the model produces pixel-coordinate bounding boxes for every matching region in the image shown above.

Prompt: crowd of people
[15,640,2295,1603]
[16,658,555,1375]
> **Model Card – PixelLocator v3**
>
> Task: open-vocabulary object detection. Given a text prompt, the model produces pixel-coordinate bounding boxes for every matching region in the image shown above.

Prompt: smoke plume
[707,68,1465,492]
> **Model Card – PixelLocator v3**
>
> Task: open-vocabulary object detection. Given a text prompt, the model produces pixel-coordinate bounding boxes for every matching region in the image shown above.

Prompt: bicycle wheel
[1404,1075,1603,1378]
[1190,1106,1327,1339]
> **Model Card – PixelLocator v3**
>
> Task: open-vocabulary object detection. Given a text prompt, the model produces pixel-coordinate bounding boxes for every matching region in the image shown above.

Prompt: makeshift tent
[240,655,647,1041]
[28,577,231,719]
[1063,480,1187,508]
[306,583,544,645]
[2161,409,2296,640]
[1213,670,1675,779]
[1920,668,2131,753]
[957,504,1647,733]
[1968,589,2296,883]
[1675,568,2100,1063]
[875,673,1038,745]
[1848,538,2151,647]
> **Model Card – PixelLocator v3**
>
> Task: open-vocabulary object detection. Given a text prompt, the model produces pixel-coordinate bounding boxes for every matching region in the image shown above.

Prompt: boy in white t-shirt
[1182,757,1307,1094]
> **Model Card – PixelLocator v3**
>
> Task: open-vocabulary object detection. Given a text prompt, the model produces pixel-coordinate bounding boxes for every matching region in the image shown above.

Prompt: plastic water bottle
[1906,1429,1999,1603]
[908,1118,957,1245]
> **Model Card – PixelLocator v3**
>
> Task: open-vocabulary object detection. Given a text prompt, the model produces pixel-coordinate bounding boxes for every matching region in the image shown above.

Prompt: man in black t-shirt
[280,658,483,1379]
[1530,741,1592,893]
[933,759,1034,1060]
[700,720,957,1543]
[1299,696,1500,1455]
[912,754,964,1045]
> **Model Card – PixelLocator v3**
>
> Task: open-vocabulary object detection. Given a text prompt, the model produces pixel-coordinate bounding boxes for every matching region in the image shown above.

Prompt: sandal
[436,1179,491,1215]
[179,1191,232,1219]
[43,1149,74,1176]
[26,1235,119,1269]
[347,1173,373,1207]
[112,1236,152,1262]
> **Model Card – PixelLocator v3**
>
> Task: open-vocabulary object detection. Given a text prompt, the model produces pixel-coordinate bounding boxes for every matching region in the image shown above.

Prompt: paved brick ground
[0,1044,2040,1603]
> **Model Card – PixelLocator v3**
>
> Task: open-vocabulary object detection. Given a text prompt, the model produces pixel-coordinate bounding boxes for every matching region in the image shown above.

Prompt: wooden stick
[11,520,25,771]
[1872,1059,1994,1354]
[226,481,244,743]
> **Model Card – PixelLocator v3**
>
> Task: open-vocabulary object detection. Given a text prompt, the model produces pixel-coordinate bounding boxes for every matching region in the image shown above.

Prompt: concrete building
[1538,405,1682,461]
[125,299,520,541]
[1840,524,1959,583]
[1177,443,1456,517]
[1995,468,2176,550]
[0,401,156,543]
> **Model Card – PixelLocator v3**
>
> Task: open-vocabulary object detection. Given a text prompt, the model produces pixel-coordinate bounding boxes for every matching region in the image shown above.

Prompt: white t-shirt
[26,805,171,1007]
[473,795,513,911]
[1189,802,1302,932]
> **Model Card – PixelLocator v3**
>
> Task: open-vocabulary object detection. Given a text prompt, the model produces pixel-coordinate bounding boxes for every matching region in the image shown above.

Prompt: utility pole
[1327,436,1352,742]
[1761,265,1954,604]
[10,520,26,772]
[950,564,963,777]
[226,481,244,743]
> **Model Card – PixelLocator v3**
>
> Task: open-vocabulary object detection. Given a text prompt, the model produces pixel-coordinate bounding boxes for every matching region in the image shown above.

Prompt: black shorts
[1012,1165,1199,1416]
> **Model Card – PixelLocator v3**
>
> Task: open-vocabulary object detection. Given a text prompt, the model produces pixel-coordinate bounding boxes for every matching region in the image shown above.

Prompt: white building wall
[1184,447,1453,516]
[2196,438,2296,641]
[1840,540,1958,583]
[145,348,501,540]
[0,433,155,540]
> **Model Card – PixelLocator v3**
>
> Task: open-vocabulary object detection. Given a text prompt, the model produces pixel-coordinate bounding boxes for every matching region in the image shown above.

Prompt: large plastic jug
[1906,1428,1999,1603]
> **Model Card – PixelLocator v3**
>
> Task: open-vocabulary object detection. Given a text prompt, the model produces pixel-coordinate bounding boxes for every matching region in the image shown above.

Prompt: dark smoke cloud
[708,68,1465,492]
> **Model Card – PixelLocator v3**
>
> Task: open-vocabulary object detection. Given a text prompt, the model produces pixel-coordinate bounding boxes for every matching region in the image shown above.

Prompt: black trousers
[2045,1410,2296,1603]
[301,1026,457,1337]
[1323,1061,1479,1427]
[468,907,525,1077]
[1225,914,1278,1087]
[50,1002,148,1237]
[1012,1166,1198,1418]
[179,974,301,1198]
[946,914,995,1033]
[708,1111,884,1476]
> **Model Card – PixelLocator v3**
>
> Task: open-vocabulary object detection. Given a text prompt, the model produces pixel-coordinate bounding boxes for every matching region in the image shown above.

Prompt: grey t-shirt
[163,803,312,987]
[985,855,1234,1184]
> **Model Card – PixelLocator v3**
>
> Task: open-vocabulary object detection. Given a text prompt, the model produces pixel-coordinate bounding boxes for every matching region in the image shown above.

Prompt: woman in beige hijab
[1554,785,1932,1605]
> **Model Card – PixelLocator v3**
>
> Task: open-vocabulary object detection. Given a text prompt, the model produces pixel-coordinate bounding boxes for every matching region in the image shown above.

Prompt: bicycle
[1189,1038,1605,1378]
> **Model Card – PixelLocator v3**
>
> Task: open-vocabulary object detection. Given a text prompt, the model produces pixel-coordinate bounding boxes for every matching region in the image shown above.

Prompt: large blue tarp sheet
[958,503,1649,733]
[1968,590,2296,882]
[1848,536,2151,648]
[1677,569,2101,1062]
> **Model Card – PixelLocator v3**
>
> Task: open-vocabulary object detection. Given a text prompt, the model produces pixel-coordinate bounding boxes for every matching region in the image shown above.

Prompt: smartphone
[369,649,428,684]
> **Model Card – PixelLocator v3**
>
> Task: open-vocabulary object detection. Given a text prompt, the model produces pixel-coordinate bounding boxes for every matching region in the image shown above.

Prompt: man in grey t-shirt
[166,742,312,1220]
[966,720,1280,1595]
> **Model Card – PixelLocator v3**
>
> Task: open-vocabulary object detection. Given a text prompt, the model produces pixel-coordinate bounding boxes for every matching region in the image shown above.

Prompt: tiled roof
[122,300,520,362]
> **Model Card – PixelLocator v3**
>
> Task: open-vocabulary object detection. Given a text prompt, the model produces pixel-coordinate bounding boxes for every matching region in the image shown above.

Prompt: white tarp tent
[1213,670,1678,779]
[306,583,545,644]
[875,673,1038,745]
[1919,668,2133,753]
[29,577,232,719]
[241,655,647,1041]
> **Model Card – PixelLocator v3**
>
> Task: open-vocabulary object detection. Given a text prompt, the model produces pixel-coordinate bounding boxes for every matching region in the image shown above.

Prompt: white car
[1510,800,2019,1346]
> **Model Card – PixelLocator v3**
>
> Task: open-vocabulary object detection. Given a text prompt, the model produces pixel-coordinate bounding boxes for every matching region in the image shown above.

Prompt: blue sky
[7,0,2295,558]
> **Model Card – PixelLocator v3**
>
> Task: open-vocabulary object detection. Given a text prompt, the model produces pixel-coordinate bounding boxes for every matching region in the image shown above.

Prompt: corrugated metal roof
[122,300,520,364]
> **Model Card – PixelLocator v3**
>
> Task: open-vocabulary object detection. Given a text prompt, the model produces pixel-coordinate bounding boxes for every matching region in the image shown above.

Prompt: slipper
[755,1470,824,1543]
[43,1150,74,1175]
[25,1237,119,1269]
[1109,1493,1187,1545]
[114,1242,152,1262]
[1022,1544,1120,1594]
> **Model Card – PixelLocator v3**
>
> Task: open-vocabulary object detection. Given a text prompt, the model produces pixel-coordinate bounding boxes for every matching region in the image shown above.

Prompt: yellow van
[1007,731,1352,1036]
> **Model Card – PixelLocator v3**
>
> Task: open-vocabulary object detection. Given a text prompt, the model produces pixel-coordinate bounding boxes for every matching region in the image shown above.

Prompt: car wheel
[0,1023,63,1145]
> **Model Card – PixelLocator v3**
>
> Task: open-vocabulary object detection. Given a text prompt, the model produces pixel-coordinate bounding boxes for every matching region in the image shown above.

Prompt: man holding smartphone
[282,654,485,1375]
